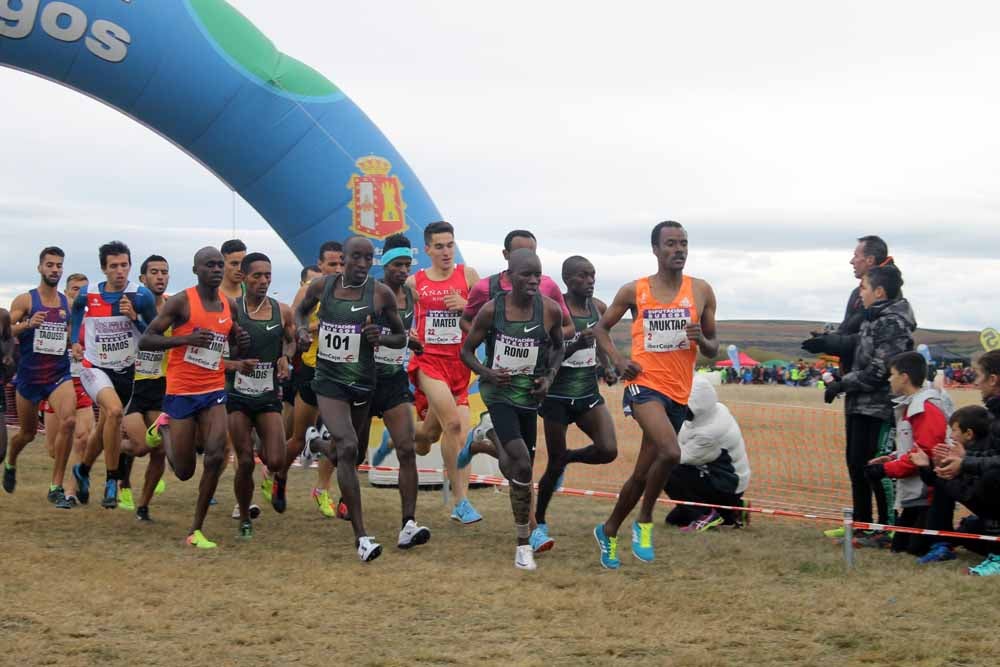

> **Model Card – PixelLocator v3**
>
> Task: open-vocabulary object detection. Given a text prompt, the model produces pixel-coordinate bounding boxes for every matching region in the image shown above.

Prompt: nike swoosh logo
[216,397,226,404]
[218,318,229,324]
[266,324,280,331]
[351,305,368,312]
[352,401,368,407]
[404,312,413,318]
[588,399,600,409]
[524,325,540,333]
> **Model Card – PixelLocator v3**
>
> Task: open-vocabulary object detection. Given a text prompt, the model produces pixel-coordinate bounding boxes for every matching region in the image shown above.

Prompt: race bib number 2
[318,322,361,363]
[33,321,67,356]
[642,308,691,352]
[425,310,461,345]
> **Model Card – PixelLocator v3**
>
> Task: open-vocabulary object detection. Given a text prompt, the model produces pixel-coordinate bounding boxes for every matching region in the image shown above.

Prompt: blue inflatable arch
[0,0,455,269]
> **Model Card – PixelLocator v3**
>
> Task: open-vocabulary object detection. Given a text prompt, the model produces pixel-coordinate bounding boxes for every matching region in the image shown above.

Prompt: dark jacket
[919,433,1000,504]
[802,285,865,372]
[961,396,1000,477]
[839,298,916,421]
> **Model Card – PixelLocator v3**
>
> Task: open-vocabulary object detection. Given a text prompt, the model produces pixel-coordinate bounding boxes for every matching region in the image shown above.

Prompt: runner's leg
[228,410,255,522]
[191,404,228,533]
[315,395,368,539]
[46,382,78,489]
[631,400,680,524]
[383,403,418,522]
[417,371,469,502]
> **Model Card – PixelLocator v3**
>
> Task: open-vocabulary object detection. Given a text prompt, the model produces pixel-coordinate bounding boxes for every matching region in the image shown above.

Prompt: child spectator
[664,375,751,531]
[863,351,948,554]
[914,350,1000,575]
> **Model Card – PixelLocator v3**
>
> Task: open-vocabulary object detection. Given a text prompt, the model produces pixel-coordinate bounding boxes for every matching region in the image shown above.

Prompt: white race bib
[135,350,165,377]
[33,321,67,356]
[95,330,137,367]
[317,322,362,363]
[642,308,692,352]
[492,332,539,376]
[424,310,461,345]
[562,334,597,368]
[374,326,408,367]
[184,333,226,370]
[234,362,274,397]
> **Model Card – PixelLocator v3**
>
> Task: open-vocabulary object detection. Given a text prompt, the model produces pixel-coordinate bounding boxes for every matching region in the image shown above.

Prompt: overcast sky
[3,1,998,331]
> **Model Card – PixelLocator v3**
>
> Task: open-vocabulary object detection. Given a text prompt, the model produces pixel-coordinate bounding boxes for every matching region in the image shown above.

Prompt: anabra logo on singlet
[0,1,132,63]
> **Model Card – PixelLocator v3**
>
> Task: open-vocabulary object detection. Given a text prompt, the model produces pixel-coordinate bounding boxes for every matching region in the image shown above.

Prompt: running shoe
[530,523,555,554]
[457,428,475,469]
[136,506,152,522]
[680,510,724,533]
[593,524,620,569]
[472,412,493,444]
[968,553,1000,576]
[450,498,483,524]
[239,520,253,540]
[312,488,335,518]
[371,430,392,468]
[48,486,71,509]
[260,477,273,504]
[336,498,350,521]
[101,480,118,509]
[2,463,15,494]
[853,530,892,549]
[118,487,135,511]
[917,542,957,564]
[303,427,320,458]
[824,526,845,539]
[231,504,263,520]
[631,521,655,562]
[72,463,90,503]
[397,519,431,549]
[64,495,79,507]
[357,536,383,562]
[186,530,217,550]
[515,544,537,571]
[271,477,287,513]
[145,413,168,448]
[154,479,166,496]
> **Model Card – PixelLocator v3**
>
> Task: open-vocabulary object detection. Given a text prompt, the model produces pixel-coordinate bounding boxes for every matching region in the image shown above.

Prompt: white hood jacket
[678,376,752,495]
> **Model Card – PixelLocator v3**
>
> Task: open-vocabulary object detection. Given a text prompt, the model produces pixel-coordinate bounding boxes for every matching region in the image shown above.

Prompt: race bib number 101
[318,322,361,363]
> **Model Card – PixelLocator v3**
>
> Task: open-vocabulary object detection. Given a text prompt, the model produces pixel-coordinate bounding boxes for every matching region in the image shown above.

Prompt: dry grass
[3,383,998,667]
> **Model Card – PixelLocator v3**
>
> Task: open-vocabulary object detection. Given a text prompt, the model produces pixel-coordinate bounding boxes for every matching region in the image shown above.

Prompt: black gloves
[864,463,886,481]
[823,381,842,404]
[801,334,827,354]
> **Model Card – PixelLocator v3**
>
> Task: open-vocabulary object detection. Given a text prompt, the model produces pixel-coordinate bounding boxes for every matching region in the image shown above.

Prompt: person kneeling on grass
[863,351,948,554]
[663,375,750,532]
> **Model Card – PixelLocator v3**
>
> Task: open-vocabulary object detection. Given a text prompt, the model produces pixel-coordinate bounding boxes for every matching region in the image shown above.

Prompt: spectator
[916,351,1000,575]
[864,351,948,554]
[822,263,915,536]
[664,375,751,530]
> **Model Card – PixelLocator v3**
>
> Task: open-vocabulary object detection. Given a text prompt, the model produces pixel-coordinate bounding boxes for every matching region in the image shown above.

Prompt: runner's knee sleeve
[509,479,531,526]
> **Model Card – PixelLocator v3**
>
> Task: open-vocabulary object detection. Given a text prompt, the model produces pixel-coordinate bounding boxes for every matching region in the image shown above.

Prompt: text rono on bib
[493,332,539,375]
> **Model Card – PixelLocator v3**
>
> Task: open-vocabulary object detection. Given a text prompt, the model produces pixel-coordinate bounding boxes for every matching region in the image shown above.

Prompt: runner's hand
[602,366,618,386]
[71,343,84,361]
[119,296,137,320]
[187,328,216,349]
[237,358,259,375]
[277,356,290,381]
[235,325,251,354]
[531,374,553,401]
[443,288,466,312]
[616,358,642,381]
[481,368,511,386]
[685,322,705,345]
[407,335,424,356]
[295,326,313,351]
[362,315,380,345]
[27,312,47,329]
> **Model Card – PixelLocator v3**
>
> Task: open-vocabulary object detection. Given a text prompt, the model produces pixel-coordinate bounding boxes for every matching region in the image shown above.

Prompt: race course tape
[357,463,1000,544]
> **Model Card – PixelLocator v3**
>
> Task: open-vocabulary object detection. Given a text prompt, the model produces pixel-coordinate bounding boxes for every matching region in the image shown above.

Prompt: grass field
[2,384,997,666]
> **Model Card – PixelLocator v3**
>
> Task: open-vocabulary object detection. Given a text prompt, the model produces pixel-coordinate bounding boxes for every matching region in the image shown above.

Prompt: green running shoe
[239,520,253,540]
[118,487,135,511]
[824,526,845,539]
[186,530,217,549]
[154,479,166,496]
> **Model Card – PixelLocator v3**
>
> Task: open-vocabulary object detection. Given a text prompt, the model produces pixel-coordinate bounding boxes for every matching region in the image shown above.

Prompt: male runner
[407,221,482,523]
[281,264,322,437]
[0,307,14,467]
[138,247,249,549]
[273,241,343,515]
[225,252,295,538]
[40,274,94,505]
[4,247,77,507]
[360,234,431,548]
[592,221,718,569]
[219,239,247,301]
[460,249,564,570]
[532,255,619,552]
[71,241,157,508]
[119,255,171,520]
[295,236,408,561]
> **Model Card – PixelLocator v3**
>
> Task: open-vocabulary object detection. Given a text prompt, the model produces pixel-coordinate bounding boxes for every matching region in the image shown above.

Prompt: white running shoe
[231,504,262,519]
[472,412,494,444]
[304,427,320,458]
[515,544,537,570]
[397,519,431,549]
[358,536,383,563]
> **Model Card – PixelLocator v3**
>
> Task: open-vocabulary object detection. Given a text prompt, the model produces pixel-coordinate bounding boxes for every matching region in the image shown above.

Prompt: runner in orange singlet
[138,247,249,549]
[592,221,719,569]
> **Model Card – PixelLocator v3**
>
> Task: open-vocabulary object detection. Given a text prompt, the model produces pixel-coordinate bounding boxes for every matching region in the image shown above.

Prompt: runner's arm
[68,288,88,344]
[543,298,566,375]
[459,302,496,378]
[595,282,636,374]
[8,293,34,337]
[593,298,617,383]
[690,280,720,358]
[460,279,488,334]
[293,277,326,348]
[280,303,297,360]
[135,288,159,332]
[374,283,407,349]
[139,294,193,351]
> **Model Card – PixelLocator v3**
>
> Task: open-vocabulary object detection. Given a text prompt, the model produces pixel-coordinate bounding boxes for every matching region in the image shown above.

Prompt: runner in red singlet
[592,221,719,569]
[406,221,482,523]
[138,247,249,549]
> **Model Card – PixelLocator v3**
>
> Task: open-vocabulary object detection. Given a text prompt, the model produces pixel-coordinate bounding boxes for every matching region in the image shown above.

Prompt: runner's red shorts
[40,378,92,413]
[408,354,470,420]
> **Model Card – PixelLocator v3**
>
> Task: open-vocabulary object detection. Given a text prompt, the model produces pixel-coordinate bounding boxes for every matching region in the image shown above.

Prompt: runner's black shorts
[293,364,317,407]
[226,393,284,416]
[125,377,166,415]
[486,401,538,464]
[312,377,373,410]
[371,370,414,418]
[539,393,605,426]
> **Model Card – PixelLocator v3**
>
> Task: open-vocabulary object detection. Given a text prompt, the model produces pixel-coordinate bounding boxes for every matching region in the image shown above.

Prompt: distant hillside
[608,319,982,364]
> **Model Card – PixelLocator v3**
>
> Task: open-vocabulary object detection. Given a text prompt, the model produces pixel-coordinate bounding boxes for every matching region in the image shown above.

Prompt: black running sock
[118,453,135,488]
[106,469,120,482]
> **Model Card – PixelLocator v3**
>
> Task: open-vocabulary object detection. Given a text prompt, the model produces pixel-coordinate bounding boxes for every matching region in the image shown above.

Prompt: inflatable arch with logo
[1,0,495,484]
